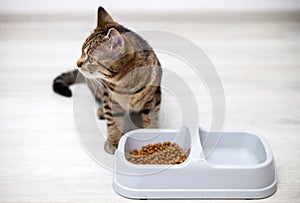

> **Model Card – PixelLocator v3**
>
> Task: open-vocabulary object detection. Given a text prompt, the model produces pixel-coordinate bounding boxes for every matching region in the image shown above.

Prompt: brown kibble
[127,141,187,165]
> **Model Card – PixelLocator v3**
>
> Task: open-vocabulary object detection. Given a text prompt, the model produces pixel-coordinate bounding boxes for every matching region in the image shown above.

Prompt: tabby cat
[53,7,162,154]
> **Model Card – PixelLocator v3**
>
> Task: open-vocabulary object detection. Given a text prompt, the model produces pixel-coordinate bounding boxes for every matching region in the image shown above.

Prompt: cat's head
[77,7,127,78]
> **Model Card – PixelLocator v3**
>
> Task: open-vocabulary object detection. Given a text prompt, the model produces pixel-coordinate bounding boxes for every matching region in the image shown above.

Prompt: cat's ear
[107,28,125,52]
[97,7,114,27]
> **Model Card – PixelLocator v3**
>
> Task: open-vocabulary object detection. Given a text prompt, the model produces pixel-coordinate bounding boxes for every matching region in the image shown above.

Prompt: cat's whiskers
[78,68,93,79]
[87,72,106,89]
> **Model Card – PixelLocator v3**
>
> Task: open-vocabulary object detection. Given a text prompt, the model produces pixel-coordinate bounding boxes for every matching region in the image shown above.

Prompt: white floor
[0,12,299,202]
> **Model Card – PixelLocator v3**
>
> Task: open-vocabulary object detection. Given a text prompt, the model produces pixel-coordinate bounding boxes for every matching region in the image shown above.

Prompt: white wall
[1,0,300,14]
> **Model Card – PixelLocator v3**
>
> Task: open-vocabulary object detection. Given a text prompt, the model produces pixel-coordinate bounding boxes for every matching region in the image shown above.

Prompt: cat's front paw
[104,140,118,154]
[97,106,105,119]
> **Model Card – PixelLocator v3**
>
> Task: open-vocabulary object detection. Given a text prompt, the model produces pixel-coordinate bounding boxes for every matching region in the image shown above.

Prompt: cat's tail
[52,69,84,97]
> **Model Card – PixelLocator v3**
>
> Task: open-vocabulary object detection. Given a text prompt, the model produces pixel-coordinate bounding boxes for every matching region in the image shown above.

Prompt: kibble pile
[126,142,187,164]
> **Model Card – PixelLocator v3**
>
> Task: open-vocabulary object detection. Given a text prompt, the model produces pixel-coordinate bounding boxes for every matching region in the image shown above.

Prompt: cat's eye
[88,56,96,63]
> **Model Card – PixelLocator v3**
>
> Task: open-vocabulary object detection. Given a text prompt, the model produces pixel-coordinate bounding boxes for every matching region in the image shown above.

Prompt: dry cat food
[126,142,187,164]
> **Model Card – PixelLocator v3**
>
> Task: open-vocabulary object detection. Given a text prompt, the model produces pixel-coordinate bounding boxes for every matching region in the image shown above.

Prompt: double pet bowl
[113,127,277,199]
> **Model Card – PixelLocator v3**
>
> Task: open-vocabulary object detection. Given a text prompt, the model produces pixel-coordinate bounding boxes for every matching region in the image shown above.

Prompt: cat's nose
[77,59,83,68]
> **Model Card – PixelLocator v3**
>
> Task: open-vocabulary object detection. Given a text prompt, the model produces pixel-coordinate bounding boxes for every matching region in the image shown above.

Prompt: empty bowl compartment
[199,130,267,165]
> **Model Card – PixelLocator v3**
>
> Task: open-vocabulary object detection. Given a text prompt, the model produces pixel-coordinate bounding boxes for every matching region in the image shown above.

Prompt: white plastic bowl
[113,127,277,199]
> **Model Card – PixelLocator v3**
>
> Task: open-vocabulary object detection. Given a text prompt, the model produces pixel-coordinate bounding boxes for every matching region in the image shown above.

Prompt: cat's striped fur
[53,7,162,154]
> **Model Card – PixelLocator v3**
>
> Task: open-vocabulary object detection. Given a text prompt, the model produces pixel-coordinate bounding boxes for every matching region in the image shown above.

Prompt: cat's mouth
[78,68,93,77]
[78,66,112,82]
